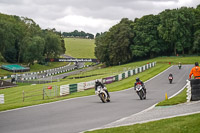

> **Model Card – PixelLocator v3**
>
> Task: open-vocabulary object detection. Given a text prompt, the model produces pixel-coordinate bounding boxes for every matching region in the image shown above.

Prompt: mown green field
[65,38,96,58]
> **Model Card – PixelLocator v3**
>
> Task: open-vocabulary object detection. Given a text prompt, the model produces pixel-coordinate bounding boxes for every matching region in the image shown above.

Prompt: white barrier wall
[125,71,128,78]
[130,70,133,76]
[118,74,122,81]
[84,80,96,90]
[60,85,70,96]
[186,80,191,102]
[135,68,138,74]
[77,82,85,92]
[0,94,4,104]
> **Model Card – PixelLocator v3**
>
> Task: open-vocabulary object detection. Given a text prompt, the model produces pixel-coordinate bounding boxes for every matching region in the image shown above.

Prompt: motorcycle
[96,86,110,103]
[168,76,173,84]
[135,84,146,100]
[178,65,181,69]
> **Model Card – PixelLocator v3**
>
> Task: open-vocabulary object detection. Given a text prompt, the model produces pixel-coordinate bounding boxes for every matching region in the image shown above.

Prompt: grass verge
[85,113,200,133]
[156,88,187,106]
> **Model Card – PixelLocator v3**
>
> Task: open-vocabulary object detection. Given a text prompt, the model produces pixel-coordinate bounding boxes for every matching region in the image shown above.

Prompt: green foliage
[0,13,65,65]
[95,18,134,66]
[95,5,200,65]
[132,15,164,58]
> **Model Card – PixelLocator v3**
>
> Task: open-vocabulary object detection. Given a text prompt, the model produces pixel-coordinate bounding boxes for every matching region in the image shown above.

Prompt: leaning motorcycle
[168,76,173,84]
[96,86,110,103]
[178,65,181,69]
[135,84,146,100]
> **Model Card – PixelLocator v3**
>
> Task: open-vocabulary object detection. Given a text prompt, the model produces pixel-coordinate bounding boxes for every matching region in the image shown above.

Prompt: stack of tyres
[190,79,200,101]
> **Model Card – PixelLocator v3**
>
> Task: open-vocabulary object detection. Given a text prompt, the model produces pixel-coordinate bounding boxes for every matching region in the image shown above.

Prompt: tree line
[0,13,66,66]
[62,30,94,39]
[95,5,200,66]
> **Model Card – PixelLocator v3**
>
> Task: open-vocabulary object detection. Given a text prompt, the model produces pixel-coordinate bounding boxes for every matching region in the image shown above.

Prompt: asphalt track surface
[0,65,193,133]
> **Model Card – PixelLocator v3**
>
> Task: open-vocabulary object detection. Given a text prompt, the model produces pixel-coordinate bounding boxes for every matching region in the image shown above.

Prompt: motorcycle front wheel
[99,93,106,103]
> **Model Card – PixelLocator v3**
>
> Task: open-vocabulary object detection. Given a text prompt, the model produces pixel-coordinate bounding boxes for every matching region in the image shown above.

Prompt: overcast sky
[0,0,199,35]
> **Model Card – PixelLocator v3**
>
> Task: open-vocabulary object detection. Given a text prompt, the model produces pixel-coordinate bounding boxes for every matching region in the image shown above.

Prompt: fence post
[43,88,45,100]
[23,90,24,102]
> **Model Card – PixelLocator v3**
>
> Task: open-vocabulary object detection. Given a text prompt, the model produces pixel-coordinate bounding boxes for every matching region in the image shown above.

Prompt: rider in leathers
[95,80,110,98]
[134,77,146,93]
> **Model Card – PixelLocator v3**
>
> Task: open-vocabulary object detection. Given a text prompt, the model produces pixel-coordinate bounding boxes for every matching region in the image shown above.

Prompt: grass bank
[65,38,95,58]
[85,113,200,133]
[156,88,187,106]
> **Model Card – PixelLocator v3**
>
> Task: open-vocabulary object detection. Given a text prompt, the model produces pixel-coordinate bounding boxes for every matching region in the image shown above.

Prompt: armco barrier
[60,62,156,96]
[187,79,200,101]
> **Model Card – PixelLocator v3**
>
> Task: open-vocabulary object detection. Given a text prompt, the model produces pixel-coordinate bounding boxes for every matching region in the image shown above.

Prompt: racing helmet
[136,77,140,82]
[95,79,99,83]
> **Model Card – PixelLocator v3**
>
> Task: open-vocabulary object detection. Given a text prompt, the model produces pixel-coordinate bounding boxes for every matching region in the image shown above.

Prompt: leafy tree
[95,18,134,66]
[44,30,63,58]
[23,36,45,66]
[193,5,200,54]
[95,32,110,66]
[158,7,195,55]
[131,14,164,58]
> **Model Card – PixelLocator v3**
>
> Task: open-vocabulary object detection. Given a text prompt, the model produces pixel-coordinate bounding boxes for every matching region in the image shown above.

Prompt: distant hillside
[65,38,96,58]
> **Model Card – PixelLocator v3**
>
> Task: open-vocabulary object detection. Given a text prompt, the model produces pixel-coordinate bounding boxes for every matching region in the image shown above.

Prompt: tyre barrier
[186,79,200,101]
[60,62,156,96]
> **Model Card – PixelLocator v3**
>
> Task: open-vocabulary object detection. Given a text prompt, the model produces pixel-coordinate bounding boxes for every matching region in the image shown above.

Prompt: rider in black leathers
[134,77,146,93]
[95,80,110,98]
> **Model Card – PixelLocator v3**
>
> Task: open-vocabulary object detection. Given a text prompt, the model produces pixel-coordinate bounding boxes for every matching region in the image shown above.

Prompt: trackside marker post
[165,93,168,100]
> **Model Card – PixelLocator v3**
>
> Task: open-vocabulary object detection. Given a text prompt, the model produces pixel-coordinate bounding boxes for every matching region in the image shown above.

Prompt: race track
[0,65,193,133]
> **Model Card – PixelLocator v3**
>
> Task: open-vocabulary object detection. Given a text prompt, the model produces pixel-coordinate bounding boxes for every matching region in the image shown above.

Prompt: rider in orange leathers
[189,62,200,79]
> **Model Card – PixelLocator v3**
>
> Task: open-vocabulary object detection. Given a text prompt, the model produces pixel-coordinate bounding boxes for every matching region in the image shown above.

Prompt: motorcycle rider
[134,77,146,93]
[189,62,200,79]
[178,62,182,69]
[169,73,173,78]
[95,79,110,98]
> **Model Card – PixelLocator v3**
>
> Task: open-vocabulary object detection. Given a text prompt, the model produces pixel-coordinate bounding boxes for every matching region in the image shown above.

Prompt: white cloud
[0,0,199,34]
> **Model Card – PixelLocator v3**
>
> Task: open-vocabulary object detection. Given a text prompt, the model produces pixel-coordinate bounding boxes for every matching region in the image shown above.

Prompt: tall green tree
[95,18,134,66]
[23,36,45,66]
[158,7,195,55]
[44,30,63,58]
[131,14,165,58]
[95,32,110,65]
[193,5,200,54]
